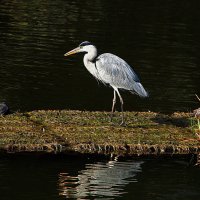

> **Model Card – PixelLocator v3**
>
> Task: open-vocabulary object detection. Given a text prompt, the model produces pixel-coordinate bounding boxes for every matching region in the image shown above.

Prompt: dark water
[0,156,200,200]
[1,1,200,199]
[0,0,200,113]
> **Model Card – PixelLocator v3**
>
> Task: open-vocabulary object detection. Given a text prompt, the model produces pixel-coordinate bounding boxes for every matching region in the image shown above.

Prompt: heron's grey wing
[95,53,148,97]
[96,53,139,87]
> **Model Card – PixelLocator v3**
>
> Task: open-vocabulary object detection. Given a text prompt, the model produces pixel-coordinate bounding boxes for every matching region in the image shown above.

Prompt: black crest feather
[79,41,92,47]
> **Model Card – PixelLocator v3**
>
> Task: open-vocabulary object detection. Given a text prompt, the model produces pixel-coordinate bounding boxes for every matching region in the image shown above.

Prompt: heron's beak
[64,47,80,56]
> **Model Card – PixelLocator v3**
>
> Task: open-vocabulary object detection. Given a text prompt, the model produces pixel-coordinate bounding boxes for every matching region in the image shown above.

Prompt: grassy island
[0,110,199,159]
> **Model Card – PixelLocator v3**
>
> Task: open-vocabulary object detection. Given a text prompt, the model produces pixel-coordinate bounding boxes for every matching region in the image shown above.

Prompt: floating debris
[193,108,200,119]
[193,94,200,131]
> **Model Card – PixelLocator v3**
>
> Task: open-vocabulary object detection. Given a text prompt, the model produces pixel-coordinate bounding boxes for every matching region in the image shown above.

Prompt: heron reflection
[58,160,143,199]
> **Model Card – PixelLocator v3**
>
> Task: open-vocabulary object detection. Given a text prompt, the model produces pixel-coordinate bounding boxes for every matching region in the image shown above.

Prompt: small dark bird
[0,102,9,115]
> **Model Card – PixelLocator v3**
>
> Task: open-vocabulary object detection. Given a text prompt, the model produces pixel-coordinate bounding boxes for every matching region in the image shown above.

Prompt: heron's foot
[120,120,126,126]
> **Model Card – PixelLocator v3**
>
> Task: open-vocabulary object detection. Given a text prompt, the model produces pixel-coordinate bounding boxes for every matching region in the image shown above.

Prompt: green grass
[190,116,200,141]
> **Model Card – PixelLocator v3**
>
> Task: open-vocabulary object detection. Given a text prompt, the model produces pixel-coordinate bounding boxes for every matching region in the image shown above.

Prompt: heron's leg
[110,90,117,121]
[115,89,125,126]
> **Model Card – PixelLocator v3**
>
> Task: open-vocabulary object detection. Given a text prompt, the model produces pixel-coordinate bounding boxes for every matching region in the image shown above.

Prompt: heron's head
[64,41,97,57]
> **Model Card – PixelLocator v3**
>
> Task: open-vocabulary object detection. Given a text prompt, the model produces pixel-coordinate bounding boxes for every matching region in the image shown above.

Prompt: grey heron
[64,41,148,125]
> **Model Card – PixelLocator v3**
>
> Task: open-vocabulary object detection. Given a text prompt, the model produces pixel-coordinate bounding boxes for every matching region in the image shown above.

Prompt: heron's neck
[83,48,98,65]
[83,48,98,77]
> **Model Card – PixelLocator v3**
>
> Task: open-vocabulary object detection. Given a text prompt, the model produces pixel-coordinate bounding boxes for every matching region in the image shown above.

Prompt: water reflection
[58,160,143,199]
[0,156,200,200]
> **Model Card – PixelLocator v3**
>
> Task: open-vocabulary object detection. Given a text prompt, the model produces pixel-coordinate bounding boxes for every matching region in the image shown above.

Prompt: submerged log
[0,110,199,157]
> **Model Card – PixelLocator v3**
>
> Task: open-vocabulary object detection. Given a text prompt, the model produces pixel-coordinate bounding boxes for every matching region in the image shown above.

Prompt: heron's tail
[131,82,149,97]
